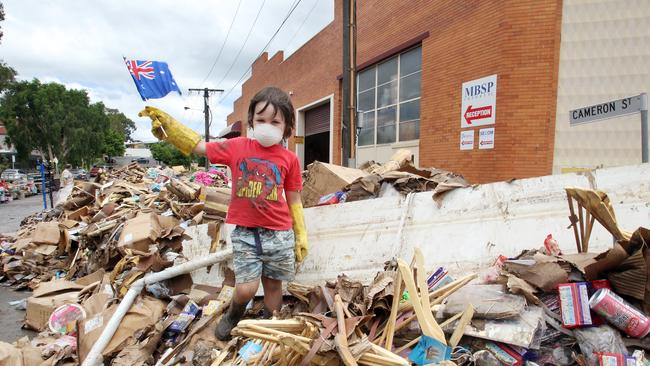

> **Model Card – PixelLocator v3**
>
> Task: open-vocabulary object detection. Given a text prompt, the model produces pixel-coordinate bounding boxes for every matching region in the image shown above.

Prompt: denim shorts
[231,226,295,284]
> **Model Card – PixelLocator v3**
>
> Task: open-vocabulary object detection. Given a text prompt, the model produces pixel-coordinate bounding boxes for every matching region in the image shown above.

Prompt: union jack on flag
[124,58,181,100]
[126,60,155,80]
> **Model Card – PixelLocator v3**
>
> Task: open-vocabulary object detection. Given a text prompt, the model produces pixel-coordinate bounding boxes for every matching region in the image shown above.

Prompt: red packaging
[558,282,592,328]
[544,234,562,256]
[590,280,612,326]
[589,288,650,338]
[597,353,636,366]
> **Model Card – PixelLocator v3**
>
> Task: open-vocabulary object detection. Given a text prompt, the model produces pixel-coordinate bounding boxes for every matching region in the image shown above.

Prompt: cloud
[1,0,334,142]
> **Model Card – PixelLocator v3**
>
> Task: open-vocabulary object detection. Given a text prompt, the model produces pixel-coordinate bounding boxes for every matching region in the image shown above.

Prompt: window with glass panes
[357,46,421,146]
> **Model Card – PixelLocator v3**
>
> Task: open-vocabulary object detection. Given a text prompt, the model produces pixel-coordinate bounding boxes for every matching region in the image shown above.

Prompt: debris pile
[302,149,469,208]
[0,158,649,366]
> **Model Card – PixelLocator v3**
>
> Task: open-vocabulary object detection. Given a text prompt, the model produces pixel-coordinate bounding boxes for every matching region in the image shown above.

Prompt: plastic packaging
[574,325,628,365]
[49,304,86,334]
[441,284,526,319]
[479,255,508,284]
[317,191,347,206]
[543,234,562,256]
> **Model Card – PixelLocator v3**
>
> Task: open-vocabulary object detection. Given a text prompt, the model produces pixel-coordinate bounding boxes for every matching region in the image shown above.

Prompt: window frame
[356,46,421,147]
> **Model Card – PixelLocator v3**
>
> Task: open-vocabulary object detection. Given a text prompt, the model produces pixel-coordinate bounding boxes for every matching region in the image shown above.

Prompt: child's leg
[261,276,283,311]
[233,279,260,305]
[260,228,296,314]
[216,227,264,340]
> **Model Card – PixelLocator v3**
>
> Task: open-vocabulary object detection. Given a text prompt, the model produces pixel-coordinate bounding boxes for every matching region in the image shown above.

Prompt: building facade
[226,0,650,183]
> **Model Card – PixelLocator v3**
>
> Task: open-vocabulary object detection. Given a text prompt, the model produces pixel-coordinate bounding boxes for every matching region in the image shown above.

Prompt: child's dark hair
[248,86,295,139]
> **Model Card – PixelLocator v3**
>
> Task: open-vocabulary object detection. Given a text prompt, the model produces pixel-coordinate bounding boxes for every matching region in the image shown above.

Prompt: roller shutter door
[304,103,330,136]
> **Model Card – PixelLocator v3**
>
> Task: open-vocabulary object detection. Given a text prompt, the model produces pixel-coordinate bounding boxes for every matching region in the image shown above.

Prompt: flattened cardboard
[302,162,369,208]
[117,213,163,252]
[32,222,61,245]
[200,186,230,218]
[504,261,568,292]
[67,206,89,222]
[33,244,58,256]
[26,290,80,331]
[78,296,165,363]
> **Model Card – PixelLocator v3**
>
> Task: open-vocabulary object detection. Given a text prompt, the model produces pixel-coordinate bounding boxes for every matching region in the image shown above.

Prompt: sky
[0,0,334,142]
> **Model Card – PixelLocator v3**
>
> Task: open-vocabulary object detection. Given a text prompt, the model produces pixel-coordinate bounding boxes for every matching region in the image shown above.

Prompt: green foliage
[103,128,125,157]
[0,79,109,165]
[149,141,193,167]
[106,108,136,141]
[1,2,5,43]
[0,61,15,92]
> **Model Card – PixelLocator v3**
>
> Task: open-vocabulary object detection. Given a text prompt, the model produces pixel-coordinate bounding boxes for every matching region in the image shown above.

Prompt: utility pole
[188,88,224,169]
[341,0,357,168]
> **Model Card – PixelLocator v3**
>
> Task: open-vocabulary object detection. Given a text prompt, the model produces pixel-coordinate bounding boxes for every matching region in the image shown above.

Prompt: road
[0,194,46,342]
[0,194,47,235]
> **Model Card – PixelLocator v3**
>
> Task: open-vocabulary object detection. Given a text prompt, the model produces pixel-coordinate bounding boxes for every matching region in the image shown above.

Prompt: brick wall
[227,0,562,183]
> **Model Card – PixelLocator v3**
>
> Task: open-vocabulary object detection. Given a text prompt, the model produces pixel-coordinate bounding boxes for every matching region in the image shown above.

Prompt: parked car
[0,169,27,181]
[70,168,88,180]
[89,165,112,177]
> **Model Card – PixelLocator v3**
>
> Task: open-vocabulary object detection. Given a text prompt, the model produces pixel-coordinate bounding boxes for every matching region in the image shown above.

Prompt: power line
[200,0,243,86]
[286,0,319,51]
[218,0,303,103]
[214,0,268,88]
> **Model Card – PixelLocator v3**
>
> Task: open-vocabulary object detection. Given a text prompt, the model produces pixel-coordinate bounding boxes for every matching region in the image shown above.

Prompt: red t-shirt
[206,137,302,230]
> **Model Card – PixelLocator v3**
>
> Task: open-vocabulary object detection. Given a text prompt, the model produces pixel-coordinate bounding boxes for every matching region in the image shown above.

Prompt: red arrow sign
[464,105,492,125]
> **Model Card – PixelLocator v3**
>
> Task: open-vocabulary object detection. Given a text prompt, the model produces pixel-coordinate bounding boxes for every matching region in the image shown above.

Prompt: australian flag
[124,58,182,100]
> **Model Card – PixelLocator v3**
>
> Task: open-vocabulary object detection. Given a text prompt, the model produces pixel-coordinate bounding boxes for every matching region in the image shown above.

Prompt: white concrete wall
[553,0,650,173]
[184,163,650,287]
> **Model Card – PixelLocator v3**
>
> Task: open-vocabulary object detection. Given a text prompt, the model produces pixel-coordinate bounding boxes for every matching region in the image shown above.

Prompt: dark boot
[261,307,275,319]
[215,301,247,341]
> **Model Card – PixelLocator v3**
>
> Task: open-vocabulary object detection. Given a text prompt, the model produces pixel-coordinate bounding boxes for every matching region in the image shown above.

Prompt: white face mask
[252,123,284,147]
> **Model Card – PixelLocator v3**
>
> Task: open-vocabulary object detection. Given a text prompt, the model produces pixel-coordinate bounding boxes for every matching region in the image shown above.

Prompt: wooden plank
[567,192,582,253]
[334,294,359,366]
[449,304,475,348]
[397,259,446,343]
[383,270,402,350]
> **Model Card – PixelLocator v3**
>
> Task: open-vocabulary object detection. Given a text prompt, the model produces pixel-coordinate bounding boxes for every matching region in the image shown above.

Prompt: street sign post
[570,93,648,163]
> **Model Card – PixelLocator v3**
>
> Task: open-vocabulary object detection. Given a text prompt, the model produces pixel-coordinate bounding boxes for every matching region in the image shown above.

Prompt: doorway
[296,95,333,169]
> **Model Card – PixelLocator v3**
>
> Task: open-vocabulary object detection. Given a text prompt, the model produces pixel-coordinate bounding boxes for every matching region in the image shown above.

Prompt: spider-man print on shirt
[235,157,282,208]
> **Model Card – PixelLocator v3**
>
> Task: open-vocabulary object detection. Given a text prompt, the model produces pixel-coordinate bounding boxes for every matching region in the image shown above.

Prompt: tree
[1,2,5,43]
[0,2,15,92]
[0,61,16,92]
[106,108,136,141]
[150,141,192,167]
[103,128,125,157]
[0,79,109,165]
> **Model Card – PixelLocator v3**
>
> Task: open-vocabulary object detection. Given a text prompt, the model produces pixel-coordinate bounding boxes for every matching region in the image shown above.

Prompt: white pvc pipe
[82,248,233,366]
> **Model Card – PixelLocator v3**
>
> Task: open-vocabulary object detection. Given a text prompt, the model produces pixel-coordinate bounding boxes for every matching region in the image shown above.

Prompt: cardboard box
[117,213,163,252]
[199,186,230,218]
[25,280,85,331]
[78,296,165,363]
[301,162,369,208]
[32,222,61,245]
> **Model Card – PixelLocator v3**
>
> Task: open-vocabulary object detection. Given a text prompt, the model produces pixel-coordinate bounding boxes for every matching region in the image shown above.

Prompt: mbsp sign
[461,74,497,128]
[570,95,642,126]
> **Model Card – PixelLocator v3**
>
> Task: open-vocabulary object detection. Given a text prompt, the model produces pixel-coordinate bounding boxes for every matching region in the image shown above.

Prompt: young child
[139,86,308,340]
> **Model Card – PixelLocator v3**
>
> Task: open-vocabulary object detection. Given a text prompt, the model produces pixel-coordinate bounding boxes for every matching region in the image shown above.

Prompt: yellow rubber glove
[289,202,308,262]
[138,106,201,156]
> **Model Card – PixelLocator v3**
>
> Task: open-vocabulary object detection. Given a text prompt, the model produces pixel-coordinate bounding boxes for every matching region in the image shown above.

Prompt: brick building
[226,0,650,183]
